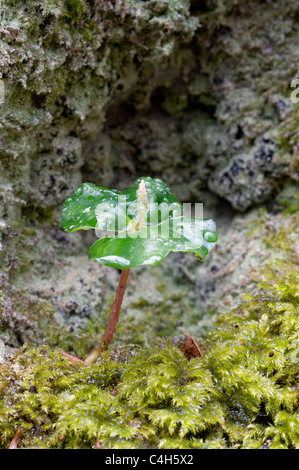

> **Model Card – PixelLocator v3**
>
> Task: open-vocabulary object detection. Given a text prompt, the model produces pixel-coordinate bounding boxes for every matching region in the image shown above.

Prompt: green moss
[274,184,299,215]
[1,256,298,448]
[1,211,298,448]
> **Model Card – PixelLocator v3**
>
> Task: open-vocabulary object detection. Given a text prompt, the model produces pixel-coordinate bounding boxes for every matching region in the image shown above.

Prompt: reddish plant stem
[85,269,130,364]
[60,351,87,365]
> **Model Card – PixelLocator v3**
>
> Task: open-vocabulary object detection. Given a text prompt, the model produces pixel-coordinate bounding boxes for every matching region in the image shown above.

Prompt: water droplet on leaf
[204,231,217,242]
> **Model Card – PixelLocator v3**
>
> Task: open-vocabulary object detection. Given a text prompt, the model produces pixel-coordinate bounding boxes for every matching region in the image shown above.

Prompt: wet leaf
[61,177,181,233]
[61,177,217,269]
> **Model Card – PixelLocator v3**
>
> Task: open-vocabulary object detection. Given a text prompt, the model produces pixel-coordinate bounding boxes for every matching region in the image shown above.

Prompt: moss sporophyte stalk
[61,177,218,363]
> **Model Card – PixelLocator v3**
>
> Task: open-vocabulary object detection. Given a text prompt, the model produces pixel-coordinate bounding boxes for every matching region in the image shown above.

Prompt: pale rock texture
[0,0,298,353]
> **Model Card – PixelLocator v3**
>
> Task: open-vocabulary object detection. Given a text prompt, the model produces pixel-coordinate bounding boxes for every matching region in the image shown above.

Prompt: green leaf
[88,217,217,269]
[61,177,217,269]
[61,177,181,233]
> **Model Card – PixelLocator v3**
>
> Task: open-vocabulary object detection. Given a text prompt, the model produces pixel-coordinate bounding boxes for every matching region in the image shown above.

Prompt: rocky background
[0,0,298,362]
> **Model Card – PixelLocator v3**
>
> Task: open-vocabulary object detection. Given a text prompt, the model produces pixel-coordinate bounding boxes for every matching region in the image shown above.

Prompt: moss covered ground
[0,212,298,449]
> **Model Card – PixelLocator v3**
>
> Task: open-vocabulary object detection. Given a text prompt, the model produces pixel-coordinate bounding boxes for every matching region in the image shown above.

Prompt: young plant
[61,177,217,363]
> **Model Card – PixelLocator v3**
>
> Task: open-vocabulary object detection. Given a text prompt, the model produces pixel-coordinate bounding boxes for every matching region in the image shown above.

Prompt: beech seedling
[61,177,217,363]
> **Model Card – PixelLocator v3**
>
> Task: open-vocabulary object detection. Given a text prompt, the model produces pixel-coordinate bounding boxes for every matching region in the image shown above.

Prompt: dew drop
[75,187,83,195]
[142,255,162,265]
[101,256,130,267]
[204,231,216,242]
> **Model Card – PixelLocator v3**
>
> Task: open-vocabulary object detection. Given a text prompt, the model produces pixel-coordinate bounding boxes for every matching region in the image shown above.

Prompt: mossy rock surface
[1,210,298,448]
[0,0,299,449]
[1,261,298,449]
